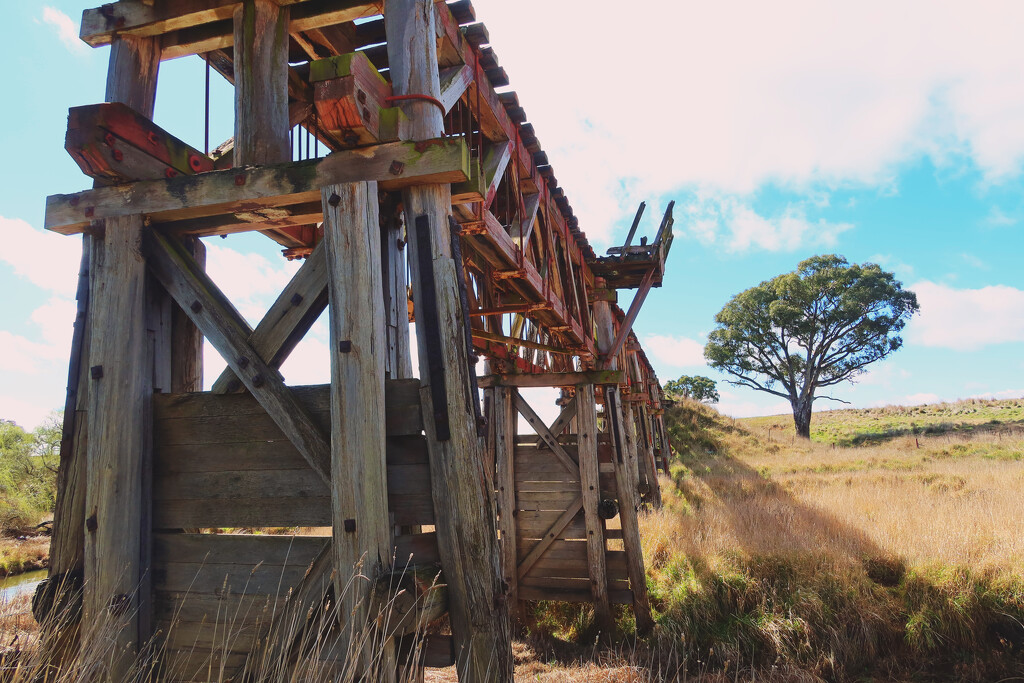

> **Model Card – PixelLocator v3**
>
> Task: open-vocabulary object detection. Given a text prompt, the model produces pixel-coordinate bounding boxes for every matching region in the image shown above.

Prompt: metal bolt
[165,168,178,179]
[190,301,203,313]
[90,365,103,380]
[251,374,265,388]
[226,379,242,393]
[357,90,367,104]
[338,340,352,353]
[237,357,249,369]
[85,513,98,532]
[389,160,405,176]
[290,293,303,306]
[188,154,202,172]
[103,132,115,147]
[235,174,246,186]
[344,519,356,533]
[112,149,123,162]
[328,193,341,207]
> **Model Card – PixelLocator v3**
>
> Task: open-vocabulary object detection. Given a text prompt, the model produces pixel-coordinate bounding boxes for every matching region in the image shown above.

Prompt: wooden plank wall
[513,435,634,605]
[150,379,438,681]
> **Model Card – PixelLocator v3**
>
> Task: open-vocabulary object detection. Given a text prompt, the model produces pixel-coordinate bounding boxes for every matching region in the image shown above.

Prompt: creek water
[0,568,46,601]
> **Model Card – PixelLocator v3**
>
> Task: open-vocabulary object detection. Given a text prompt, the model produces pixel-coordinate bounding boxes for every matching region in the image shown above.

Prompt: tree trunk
[792,397,813,439]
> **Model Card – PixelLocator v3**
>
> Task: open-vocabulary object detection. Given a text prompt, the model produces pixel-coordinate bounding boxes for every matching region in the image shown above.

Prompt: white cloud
[984,206,1017,227]
[42,7,89,55]
[716,390,790,419]
[0,216,82,296]
[869,253,915,280]
[471,0,1024,245]
[969,389,1024,401]
[642,334,706,368]
[682,196,852,252]
[868,392,941,408]
[908,280,1024,350]
[204,241,301,326]
[960,253,989,270]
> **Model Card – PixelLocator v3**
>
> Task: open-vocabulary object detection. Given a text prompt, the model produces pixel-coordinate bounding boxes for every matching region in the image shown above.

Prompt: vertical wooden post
[323,182,395,679]
[577,383,612,633]
[492,386,518,617]
[385,1,512,679]
[76,35,162,679]
[637,403,662,507]
[380,195,413,379]
[84,214,152,677]
[233,0,290,166]
[593,294,653,632]
[170,237,205,393]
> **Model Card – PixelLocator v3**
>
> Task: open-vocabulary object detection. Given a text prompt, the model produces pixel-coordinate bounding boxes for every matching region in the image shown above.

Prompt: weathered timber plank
[234,0,290,164]
[516,498,583,579]
[153,498,332,529]
[81,0,377,47]
[147,231,332,485]
[479,370,622,389]
[84,214,152,672]
[45,138,470,235]
[491,387,518,615]
[518,586,633,605]
[153,533,328,567]
[594,298,653,632]
[154,591,287,626]
[323,181,394,675]
[577,383,612,631]
[519,577,630,592]
[154,469,327,501]
[394,531,440,565]
[159,648,250,682]
[387,0,512,678]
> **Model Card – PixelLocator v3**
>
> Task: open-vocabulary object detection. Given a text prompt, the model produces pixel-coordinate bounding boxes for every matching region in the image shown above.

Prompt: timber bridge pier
[38,1,675,680]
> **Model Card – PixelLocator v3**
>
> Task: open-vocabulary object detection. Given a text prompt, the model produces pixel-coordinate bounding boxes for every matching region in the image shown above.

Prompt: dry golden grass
[647,426,1024,577]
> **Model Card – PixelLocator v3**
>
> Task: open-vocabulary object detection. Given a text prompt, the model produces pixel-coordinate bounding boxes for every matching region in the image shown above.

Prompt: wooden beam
[81,0,379,49]
[78,34,162,680]
[323,182,395,675]
[385,1,512,679]
[84,214,151,679]
[593,298,653,632]
[478,370,622,389]
[45,137,470,235]
[577,384,612,632]
[481,141,514,210]
[211,241,329,393]
[233,0,290,166]
[438,64,474,112]
[601,267,656,368]
[146,230,331,484]
[491,387,518,617]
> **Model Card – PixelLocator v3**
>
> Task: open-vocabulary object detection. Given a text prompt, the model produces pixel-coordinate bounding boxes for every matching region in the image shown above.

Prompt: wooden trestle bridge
[37,1,676,681]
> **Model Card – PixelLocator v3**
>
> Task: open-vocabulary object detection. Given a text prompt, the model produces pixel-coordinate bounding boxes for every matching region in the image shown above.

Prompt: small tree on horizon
[663,375,720,404]
[704,255,919,438]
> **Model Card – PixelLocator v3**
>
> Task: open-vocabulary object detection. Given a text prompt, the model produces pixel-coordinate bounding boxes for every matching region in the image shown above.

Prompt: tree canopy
[704,255,919,438]
[663,375,720,403]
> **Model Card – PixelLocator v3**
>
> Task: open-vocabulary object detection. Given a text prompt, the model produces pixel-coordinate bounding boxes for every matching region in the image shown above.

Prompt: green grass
[741,396,1024,445]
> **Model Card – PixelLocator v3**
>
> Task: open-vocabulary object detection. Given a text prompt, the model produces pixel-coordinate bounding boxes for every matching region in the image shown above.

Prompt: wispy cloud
[42,7,89,55]
[682,196,853,253]
[908,280,1024,350]
[472,0,1024,244]
[642,334,706,368]
[984,205,1017,227]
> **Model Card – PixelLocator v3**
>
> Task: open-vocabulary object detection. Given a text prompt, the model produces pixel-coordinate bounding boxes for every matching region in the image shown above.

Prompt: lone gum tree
[704,255,919,438]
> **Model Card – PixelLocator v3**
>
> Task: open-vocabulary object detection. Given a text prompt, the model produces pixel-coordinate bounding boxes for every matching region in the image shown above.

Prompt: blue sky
[1,1,1023,428]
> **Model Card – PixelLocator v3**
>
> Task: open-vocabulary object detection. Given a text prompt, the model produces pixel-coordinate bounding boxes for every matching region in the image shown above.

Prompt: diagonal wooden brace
[147,230,331,484]
[514,391,578,475]
[211,241,329,393]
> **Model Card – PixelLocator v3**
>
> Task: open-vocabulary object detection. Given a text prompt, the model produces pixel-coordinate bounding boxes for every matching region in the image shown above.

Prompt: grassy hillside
[632,397,1024,680]
[742,396,1024,445]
